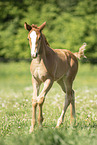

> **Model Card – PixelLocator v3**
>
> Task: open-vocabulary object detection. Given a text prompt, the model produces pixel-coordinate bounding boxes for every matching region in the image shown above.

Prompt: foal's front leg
[30,77,40,133]
[37,78,53,128]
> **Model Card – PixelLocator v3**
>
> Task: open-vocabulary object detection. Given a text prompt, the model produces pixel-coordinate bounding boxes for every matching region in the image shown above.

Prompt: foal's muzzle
[31,53,38,59]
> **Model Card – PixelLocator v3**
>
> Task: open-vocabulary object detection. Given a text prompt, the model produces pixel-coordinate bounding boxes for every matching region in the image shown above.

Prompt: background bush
[0,0,97,63]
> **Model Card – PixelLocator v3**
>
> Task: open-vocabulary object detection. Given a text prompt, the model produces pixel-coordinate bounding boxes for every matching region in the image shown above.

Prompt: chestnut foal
[24,22,86,132]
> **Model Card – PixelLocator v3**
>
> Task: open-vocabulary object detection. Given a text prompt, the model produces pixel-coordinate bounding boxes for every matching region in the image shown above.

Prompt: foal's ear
[39,22,46,31]
[24,22,32,31]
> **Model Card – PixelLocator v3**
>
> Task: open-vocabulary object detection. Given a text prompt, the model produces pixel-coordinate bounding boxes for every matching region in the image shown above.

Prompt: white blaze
[30,31,37,57]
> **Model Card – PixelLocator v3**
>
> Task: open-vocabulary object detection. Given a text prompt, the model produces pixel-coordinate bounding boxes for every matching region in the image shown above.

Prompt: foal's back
[53,49,78,81]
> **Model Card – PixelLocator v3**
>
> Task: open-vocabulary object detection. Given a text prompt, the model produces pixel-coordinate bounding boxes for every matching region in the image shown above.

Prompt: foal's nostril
[36,53,38,57]
[31,53,38,58]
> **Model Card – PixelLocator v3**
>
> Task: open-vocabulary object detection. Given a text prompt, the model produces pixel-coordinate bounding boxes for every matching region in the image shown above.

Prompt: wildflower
[88,114,90,118]
[26,99,28,102]
[14,95,18,98]
[85,89,90,93]
[76,95,80,99]
[2,103,5,107]
[75,100,79,103]
[13,105,16,108]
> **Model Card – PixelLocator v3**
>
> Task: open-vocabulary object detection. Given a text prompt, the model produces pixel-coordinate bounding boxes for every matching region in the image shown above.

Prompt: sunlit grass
[0,62,97,145]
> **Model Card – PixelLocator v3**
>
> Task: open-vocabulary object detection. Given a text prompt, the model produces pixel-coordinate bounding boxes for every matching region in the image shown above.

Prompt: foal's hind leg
[56,78,67,127]
[56,94,70,127]
[56,80,75,127]
[70,90,76,124]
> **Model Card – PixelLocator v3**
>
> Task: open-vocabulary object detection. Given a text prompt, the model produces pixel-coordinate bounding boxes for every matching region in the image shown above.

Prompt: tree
[0,0,97,63]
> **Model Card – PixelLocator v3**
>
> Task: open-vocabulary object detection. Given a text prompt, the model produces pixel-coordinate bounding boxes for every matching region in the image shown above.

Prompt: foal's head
[24,22,46,58]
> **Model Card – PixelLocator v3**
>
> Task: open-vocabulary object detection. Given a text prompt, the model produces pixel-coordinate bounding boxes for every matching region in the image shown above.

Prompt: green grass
[0,62,97,145]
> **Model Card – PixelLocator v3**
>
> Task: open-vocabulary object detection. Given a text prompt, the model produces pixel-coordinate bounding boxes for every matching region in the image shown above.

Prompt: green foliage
[0,62,97,144]
[0,0,97,62]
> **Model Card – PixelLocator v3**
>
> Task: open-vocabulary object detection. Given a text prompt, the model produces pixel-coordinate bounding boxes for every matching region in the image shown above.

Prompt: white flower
[94,95,97,98]
[2,103,5,107]
[88,114,90,118]
[15,95,18,98]
[85,89,90,93]
[76,95,80,99]
[25,86,32,91]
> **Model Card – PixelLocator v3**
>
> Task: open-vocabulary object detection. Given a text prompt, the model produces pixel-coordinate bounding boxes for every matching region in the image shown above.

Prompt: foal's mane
[31,24,38,29]
[42,34,50,47]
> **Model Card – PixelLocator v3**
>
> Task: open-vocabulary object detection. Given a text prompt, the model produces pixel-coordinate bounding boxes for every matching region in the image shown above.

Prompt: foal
[24,22,86,132]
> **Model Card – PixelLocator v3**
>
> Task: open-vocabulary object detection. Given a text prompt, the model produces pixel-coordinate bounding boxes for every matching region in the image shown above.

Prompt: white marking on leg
[57,110,64,127]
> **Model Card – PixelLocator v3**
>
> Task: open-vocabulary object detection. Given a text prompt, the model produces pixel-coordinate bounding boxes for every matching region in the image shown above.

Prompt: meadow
[0,62,97,145]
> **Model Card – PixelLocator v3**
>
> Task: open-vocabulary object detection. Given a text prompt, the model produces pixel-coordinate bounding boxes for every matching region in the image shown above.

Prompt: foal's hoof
[55,125,59,128]
[38,125,43,131]
[56,118,63,128]
[29,126,34,133]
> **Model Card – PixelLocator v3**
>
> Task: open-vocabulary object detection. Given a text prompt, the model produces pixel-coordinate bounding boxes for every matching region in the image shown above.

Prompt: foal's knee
[37,96,45,105]
[32,98,37,107]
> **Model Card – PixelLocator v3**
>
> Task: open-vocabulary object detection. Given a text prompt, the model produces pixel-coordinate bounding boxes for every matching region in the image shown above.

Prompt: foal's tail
[74,43,87,59]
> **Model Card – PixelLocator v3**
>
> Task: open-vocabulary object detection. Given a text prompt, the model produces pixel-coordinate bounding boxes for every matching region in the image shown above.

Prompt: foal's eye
[27,38,29,40]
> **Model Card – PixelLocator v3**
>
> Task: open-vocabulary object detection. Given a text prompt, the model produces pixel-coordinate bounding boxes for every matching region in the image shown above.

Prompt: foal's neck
[35,34,54,63]
[40,34,53,57]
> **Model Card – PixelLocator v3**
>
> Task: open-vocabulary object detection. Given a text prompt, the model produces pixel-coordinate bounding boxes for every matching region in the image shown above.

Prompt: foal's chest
[30,60,48,82]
